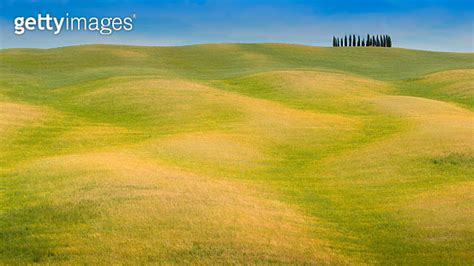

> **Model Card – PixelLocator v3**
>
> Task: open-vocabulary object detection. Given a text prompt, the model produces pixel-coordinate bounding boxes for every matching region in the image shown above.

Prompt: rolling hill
[1,44,473,264]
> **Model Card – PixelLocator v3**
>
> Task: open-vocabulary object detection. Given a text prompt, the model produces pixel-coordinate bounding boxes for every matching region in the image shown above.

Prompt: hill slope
[1,44,473,264]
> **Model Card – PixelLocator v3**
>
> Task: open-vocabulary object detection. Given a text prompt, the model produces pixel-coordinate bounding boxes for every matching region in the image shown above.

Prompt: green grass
[1,43,473,264]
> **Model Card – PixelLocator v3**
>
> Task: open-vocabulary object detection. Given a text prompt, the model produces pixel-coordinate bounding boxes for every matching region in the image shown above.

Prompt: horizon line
[1,42,473,54]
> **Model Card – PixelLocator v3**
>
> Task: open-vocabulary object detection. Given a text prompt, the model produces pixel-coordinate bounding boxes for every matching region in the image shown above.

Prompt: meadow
[0,43,473,264]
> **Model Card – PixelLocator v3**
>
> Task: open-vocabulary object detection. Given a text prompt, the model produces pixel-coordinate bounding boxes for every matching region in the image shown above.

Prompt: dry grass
[0,101,44,135]
[404,181,473,238]
[10,151,349,264]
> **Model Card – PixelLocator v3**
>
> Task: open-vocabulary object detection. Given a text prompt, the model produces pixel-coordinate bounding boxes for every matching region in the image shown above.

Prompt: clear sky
[1,0,473,52]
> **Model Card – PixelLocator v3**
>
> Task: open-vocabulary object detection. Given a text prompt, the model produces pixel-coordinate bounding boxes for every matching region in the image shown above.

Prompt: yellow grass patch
[60,124,135,141]
[17,152,349,264]
[0,101,44,136]
[78,78,217,99]
[240,70,393,96]
[403,181,473,242]
[372,95,471,117]
[149,132,263,164]
[422,69,474,83]
[371,96,474,153]
[421,69,474,97]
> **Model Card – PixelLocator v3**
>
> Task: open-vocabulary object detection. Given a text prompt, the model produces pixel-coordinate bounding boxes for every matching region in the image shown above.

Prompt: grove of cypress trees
[332,34,392,48]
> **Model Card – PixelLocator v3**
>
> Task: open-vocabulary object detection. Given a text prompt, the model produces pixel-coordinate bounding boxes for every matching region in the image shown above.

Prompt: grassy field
[0,43,473,264]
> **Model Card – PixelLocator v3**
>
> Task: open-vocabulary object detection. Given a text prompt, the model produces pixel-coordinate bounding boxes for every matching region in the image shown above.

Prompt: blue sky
[0,0,473,51]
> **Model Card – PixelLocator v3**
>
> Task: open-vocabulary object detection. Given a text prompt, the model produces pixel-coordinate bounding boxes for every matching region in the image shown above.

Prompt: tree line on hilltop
[333,34,392,47]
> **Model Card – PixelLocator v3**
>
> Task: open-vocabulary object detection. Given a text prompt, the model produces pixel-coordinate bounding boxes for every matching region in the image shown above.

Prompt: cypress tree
[367,34,371,46]
[353,34,356,46]
[345,35,348,47]
[387,35,392,47]
[340,37,343,47]
[362,39,365,47]
[332,36,336,47]
[349,35,352,46]
[357,35,361,46]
